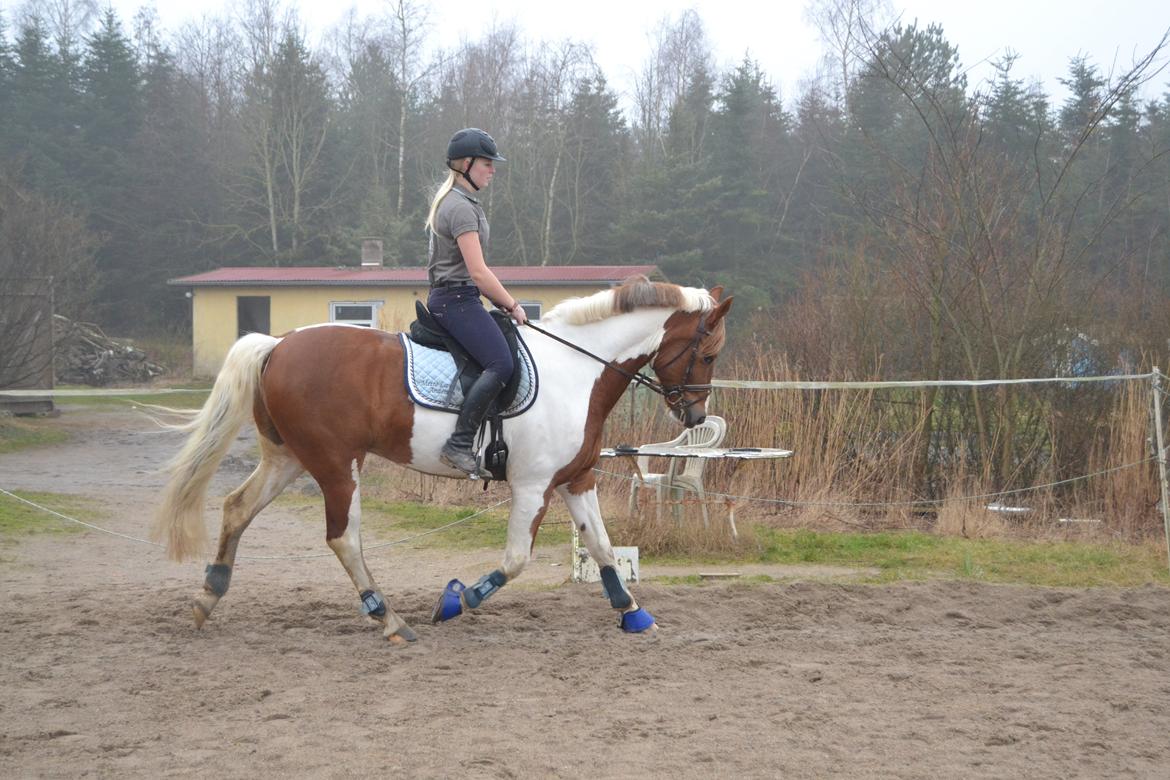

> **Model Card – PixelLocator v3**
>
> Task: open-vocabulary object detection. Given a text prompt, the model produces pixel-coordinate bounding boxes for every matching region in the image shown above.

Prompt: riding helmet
[446,128,506,163]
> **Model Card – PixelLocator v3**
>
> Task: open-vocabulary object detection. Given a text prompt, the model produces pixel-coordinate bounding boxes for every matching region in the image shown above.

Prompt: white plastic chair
[627,415,727,526]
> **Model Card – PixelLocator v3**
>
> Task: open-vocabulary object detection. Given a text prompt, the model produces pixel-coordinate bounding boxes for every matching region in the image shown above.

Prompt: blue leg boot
[431,570,507,623]
[601,565,656,633]
[431,579,467,623]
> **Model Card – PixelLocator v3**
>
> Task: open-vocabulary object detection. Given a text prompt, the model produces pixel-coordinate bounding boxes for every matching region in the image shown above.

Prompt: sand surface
[2,408,1169,778]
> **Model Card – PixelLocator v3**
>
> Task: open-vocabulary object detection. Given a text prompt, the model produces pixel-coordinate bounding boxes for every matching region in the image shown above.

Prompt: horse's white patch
[346,459,361,539]
[615,328,666,364]
[544,286,713,325]
[328,460,364,574]
[293,322,367,333]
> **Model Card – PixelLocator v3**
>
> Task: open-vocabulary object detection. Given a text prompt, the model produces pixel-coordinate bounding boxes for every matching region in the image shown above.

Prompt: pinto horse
[152,276,732,643]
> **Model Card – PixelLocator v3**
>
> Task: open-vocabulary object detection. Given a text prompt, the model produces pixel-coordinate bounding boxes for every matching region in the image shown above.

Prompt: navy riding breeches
[427,285,515,383]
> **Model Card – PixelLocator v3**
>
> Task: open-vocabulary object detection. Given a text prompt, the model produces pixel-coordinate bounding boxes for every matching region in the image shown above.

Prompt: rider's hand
[510,301,528,325]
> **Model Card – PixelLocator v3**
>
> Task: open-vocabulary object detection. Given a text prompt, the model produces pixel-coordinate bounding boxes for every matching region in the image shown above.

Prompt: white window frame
[330,300,384,328]
[518,301,542,321]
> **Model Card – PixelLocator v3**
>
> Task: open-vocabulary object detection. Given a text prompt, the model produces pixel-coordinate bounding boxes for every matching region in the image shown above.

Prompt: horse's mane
[543,275,714,326]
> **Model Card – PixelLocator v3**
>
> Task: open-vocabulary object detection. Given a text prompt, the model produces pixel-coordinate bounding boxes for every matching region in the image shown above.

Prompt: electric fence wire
[0,486,511,562]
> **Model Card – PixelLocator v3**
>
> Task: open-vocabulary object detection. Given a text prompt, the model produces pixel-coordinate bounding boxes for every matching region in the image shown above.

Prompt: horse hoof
[620,607,657,633]
[192,603,209,629]
[386,624,418,644]
[388,626,416,645]
[431,579,466,623]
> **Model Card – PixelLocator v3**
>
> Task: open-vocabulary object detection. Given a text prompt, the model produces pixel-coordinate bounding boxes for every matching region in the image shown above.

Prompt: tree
[0,168,98,388]
[269,29,332,256]
[705,57,793,291]
[7,14,83,195]
[78,8,143,321]
[633,10,711,166]
[386,0,430,220]
[804,0,891,105]
[558,75,629,264]
[982,52,1050,160]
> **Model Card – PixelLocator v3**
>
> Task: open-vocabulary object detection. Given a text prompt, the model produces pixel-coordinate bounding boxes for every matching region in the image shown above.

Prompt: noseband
[522,315,714,415]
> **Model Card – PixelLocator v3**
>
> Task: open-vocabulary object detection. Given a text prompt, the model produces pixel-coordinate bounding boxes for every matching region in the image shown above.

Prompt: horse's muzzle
[682,405,706,428]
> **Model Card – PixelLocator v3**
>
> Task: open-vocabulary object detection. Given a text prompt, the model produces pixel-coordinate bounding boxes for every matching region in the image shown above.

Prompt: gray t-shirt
[427,185,489,285]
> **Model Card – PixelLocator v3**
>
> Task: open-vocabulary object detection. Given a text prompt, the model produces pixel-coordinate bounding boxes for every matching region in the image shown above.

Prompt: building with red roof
[169,245,660,375]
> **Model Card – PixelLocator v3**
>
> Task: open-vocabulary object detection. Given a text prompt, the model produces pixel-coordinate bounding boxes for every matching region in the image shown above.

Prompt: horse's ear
[706,296,733,327]
[709,285,724,302]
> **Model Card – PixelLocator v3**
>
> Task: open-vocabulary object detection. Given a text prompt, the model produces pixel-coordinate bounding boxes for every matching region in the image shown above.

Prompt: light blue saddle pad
[398,332,538,417]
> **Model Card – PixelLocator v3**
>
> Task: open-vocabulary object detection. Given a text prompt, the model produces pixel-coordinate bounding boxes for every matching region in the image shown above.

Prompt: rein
[520,316,713,413]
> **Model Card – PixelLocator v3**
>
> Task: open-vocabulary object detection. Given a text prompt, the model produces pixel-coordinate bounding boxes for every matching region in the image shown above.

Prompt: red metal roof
[169,265,661,287]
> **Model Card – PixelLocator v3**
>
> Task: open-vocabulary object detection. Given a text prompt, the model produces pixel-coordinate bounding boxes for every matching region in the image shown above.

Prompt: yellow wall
[190,283,596,376]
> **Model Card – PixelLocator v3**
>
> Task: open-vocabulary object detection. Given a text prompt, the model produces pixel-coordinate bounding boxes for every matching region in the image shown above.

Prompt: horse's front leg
[557,482,657,633]
[431,484,550,623]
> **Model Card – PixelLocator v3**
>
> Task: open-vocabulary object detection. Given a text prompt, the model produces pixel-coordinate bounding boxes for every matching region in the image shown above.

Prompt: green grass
[277,495,573,549]
[278,494,1170,587]
[752,527,1170,587]
[0,491,93,540]
[0,418,69,453]
[55,383,212,410]
[363,499,573,549]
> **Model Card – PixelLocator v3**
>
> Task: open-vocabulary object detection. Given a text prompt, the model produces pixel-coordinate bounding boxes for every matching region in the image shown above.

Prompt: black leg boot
[440,373,506,477]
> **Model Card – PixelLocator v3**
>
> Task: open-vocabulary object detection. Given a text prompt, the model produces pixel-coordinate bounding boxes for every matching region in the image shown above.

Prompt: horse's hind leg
[558,483,656,633]
[318,458,417,645]
[193,438,303,627]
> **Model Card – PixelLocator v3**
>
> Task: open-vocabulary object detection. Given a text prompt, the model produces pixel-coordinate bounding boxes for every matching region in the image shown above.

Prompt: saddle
[402,301,538,482]
[404,299,538,413]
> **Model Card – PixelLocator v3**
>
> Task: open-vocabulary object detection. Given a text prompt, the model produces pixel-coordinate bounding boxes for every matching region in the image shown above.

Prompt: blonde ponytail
[425,170,458,233]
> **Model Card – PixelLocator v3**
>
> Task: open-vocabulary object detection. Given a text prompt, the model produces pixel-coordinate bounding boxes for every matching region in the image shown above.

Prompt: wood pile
[53,315,167,386]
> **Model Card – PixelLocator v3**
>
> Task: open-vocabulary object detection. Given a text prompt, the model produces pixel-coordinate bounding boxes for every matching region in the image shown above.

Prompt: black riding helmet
[446,128,505,190]
[447,128,506,163]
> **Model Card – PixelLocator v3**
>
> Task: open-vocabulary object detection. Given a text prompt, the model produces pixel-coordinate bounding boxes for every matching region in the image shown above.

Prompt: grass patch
[0,491,94,540]
[276,496,575,550]
[753,527,1170,587]
[276,492,1170,587]
[56,383,212,410]
[0,417,69,454]
[361,500,572,549]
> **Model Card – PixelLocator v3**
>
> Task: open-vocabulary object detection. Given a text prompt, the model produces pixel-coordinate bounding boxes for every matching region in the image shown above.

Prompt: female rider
[425,127,527,477]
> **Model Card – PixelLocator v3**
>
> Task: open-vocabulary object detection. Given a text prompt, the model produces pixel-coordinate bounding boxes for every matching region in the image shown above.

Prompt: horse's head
[651,285,733,427]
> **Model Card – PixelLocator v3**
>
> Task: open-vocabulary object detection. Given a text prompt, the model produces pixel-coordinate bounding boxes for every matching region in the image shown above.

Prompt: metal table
[600,445,793,538]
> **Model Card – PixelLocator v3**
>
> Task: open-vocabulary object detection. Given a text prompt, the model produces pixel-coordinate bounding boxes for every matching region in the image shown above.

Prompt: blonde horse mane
[543,275,714,326]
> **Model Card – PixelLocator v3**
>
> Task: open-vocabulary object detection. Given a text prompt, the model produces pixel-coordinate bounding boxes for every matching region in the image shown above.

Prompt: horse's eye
[703,355,714,364]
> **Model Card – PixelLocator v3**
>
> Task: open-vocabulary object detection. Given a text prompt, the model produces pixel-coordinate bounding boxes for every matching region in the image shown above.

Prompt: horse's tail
[151,333,280,561]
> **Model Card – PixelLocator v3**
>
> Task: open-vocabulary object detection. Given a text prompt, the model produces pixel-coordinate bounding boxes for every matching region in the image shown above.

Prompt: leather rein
[520,315,714,414]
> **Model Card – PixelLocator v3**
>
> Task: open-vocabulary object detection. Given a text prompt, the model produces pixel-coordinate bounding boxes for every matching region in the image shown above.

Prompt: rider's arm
[456,232,527,324]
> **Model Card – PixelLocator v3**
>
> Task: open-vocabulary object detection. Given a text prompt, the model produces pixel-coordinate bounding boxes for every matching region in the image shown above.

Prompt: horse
[152,276,733,644]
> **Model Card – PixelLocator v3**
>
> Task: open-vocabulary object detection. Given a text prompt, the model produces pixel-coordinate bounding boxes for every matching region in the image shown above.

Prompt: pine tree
[9,16,83,194]
[0,11,15,148]
[557,75,629,264]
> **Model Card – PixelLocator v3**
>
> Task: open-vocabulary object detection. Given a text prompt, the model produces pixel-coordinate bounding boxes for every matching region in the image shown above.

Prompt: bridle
[521,314,714,416]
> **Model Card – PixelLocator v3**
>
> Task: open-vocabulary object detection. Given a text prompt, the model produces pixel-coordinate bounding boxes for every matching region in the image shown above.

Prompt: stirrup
[440,445,491,480]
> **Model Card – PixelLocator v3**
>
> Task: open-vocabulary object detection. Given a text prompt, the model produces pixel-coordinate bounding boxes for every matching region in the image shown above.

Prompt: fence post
[1152,370,1170,574]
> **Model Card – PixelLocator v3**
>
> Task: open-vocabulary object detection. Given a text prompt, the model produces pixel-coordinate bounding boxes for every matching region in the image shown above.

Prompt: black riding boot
[441,373,506,477]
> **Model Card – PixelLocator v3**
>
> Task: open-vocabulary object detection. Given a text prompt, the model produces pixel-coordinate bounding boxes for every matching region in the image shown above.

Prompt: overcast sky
[5,0,1168,107]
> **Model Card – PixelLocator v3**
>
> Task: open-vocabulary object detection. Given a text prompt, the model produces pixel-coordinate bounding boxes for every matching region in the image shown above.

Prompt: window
[330,301,383,328]
[519,301,541,321]
[237,296,270,337]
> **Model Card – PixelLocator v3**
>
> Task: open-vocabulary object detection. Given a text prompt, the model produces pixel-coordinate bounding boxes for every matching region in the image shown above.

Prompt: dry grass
[596,350,1165,550]
[334,337,1164,556]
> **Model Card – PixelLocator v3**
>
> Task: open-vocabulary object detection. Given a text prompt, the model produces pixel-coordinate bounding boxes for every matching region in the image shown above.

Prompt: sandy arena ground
[1,407,1169,778]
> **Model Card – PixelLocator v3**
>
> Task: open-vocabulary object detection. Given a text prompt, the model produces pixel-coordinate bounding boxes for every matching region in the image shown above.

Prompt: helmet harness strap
[462,158,480,191]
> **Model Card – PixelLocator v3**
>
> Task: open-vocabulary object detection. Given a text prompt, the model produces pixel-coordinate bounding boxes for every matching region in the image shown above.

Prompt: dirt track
[2,408,1169,778]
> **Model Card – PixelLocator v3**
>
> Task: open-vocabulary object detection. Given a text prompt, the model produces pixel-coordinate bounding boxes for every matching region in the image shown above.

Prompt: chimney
[361,237,384,268]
